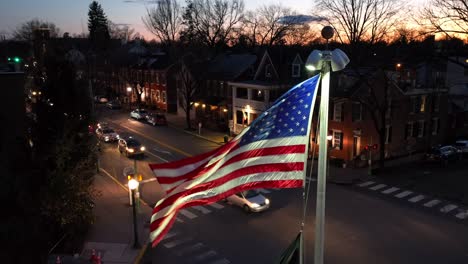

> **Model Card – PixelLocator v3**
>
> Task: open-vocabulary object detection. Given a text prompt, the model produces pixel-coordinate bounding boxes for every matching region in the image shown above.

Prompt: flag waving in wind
[148,74,320,247]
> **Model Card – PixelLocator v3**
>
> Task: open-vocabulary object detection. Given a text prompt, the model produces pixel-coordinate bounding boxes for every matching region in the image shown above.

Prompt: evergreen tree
[88,1,110,50]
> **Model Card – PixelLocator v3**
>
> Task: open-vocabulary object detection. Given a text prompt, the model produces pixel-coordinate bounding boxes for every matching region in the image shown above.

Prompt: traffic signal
[7,57,21,63]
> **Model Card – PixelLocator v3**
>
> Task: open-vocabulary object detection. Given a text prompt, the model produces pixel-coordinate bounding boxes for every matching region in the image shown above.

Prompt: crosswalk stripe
[209,258,231,264]
[382,187,400,194]
[395,191,413,198]
[440,204,458,213]
[370,184,386,191]
[176,217,184,223]
[258,189,271,194]
[424,200,441,207]
[208,202,224,209]
[163,237,193,249]
[408,195,425,203]
[194,250,217,261]
[192,206,211,214]
[176,242,204,256]
[358,181,375,187]
[179,209,197,219]
[162,232,177,241]
[455,211,468,219]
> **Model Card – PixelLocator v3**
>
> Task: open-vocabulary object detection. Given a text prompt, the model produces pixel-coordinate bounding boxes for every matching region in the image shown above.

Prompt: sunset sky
[0,0,426,40]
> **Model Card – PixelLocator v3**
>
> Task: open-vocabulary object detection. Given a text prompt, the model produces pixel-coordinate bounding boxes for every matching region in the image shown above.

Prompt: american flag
[148,74,320,247]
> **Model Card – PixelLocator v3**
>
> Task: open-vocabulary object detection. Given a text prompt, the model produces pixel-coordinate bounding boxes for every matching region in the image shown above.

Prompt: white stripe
[395,191,413,198]
[179,209,197,219]
[408,195,425,203]
[175,217,184,223]
[161,232,178,241]
[163,237,193,249]
[209,259,230,264]
[153,136,306,178]
[150,171,302,239]
[424,200,441,207]
[382,187,400,194]
[176,242,204,256]
[440,204,458,213]
[455,210,468,219]
[369,184,386,190]
[152,171,302,223]
[192,206,211,214]
[194,250,217,261]
[208,202,224,209]
[258,189,271,194]
[358,181,375,187]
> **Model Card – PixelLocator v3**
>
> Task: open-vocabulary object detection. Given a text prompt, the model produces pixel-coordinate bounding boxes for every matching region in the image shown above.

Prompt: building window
[236,87,248,99]
[431,118,439,135]
[236,110,246,125]
[420,95,426,112]
[156,90,161,102]
[333,102,343,121]
[265,64,273,78]
[433,94,440,112]
[410,96,417,113]
[405,122,413,139]
[292,64,300,77]
[417,120,425,138]
[332,130,343,150]
[352,102,362,122]
[385,125,392,144]
[162,91,166,103]
[252,89,265,102]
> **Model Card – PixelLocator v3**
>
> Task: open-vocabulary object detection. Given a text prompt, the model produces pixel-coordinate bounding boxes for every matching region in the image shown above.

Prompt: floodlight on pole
[304,26,349,264]
[128,178,140,248]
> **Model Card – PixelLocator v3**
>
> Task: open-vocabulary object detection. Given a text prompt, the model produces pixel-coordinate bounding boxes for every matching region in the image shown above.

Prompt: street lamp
[128,178,140,249]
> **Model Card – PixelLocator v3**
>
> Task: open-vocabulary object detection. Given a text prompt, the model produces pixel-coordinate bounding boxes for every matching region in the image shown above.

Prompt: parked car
[107,100,122,109]
[130,109,148,120]
[96,127,119,142]
[454,140,468,154]
[96,122,109,129]
[424,145,461,165]
[226,190,270,213]
[118,136,145,157]
[94,95,108,104]
[145,112,167,126]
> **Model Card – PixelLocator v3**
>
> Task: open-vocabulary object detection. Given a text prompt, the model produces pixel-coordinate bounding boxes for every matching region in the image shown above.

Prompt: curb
[167,122,226,146]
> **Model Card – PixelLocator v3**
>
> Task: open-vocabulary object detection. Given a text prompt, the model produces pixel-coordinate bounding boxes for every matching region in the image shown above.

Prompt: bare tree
[316,0,404,45]
[13,19,60,42]
[108,21,135,41]
[182,0,245,48]
[143,0,183,44]
[178,55,201,130]
[420,0,468,37]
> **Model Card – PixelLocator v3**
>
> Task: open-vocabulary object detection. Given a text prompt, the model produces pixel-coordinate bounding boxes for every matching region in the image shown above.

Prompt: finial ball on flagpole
[321,26,334,40]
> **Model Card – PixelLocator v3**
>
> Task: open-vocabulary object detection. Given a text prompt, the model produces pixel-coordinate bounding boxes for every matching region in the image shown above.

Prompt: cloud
[279,15,327,25]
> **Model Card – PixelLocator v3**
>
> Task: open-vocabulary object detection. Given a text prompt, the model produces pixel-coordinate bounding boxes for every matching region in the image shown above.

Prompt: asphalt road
[96,106,468,264]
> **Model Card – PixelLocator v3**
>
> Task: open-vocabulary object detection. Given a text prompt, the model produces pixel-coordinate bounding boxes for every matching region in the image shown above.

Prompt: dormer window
[265,64,272,78]
[292,64,300,77]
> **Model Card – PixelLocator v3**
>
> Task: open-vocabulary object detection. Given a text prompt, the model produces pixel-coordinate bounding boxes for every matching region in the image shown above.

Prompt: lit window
[420,95,426,113]
[162,91,166,103]
[156,90,161,102]
[332,130,343,150]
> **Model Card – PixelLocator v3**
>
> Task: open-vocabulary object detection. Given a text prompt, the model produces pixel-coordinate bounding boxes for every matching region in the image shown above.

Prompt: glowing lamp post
[305,26,349,264]
[128,178,140,248]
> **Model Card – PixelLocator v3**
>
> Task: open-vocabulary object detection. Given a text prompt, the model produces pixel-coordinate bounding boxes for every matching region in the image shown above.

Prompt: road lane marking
[176,243,204,256]
[424,200,441,207]
[358,181,375,187]
[162,232,178,241]
[209,259,231,264]
[369,184,386,191]
[140,178,157,184]
[108,120,192,157]
[153,148,173,155]
[163,237,193,249]
[179,209,197,219]
[395,191,413,198]
[175,217,184,223]
[455,210,468,219]
[382,187,400,194]
[258,189,271,194]
[192,206,211,214]
[440,204,458,213]
[145,150,169,162]
[408,195,425,203]
[99,168,149,207]
[194,250,217,261]
[208,203,224,209]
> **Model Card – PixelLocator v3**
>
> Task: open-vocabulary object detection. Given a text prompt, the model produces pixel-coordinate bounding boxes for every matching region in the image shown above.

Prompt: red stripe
[152,162,304,215]
[156,144,306,185]
[150,179,303,246]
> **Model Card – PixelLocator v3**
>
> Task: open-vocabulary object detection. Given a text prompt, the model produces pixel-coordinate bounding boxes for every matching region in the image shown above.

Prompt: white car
[226,190,270,213]
[454,140,468,154]
[130,109,148,120]
[96,127,119,142]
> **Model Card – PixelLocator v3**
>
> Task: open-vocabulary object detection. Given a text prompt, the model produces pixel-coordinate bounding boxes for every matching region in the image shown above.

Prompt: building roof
[205,53,257,81]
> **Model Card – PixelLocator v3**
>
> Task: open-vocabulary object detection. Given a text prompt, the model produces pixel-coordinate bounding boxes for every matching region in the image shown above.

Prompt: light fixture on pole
[305,26,349,264]
[128,178,140,249]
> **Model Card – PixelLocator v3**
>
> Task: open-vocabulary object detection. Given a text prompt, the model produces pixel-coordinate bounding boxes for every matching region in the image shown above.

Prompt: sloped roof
[205,53,257,80]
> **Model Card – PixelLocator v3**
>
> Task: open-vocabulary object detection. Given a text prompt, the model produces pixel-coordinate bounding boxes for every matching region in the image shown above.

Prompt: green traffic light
[7,57,11,61]
[14,57,20,63]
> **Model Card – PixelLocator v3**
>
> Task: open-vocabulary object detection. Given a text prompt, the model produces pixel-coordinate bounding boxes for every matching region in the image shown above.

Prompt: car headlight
[104,136,109,141]
[265,199,270,205]
[251,203,260,208]
[140,146,145,151]
[116,135,120,139]
[127,148,135,153]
